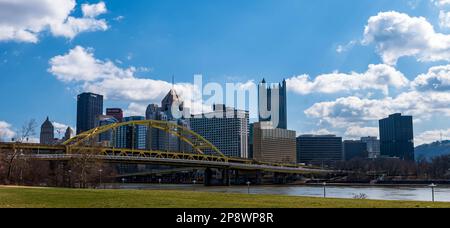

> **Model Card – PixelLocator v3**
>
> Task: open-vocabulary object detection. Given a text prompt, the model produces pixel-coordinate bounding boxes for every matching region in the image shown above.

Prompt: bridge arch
[63,120,225,157]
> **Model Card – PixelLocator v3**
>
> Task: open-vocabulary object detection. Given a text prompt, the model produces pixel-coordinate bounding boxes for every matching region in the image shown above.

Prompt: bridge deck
[0,142,330,174]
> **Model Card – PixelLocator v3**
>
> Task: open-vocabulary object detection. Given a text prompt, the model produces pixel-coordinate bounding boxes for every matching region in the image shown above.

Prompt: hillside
[415,140,450,161]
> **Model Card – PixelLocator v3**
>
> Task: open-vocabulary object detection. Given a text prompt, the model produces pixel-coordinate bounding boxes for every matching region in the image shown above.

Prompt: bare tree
[5,119,37,184]
[0,148,7,184]
[68,147,105,188]
[16,119,37,143]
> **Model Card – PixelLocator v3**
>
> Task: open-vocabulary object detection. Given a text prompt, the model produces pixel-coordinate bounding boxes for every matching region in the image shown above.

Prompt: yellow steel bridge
[0,120,330,174]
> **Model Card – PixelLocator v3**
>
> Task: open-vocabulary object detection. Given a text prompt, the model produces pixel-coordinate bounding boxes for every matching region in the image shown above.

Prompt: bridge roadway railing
[0,143,332,174]
[26,154,330,174]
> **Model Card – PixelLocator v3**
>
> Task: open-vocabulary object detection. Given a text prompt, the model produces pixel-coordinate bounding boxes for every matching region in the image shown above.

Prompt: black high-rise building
[344,140,368,161]
[258,79,287,129]
[77,92,103,135]
[296,135,343,165]
[379,113,414,161]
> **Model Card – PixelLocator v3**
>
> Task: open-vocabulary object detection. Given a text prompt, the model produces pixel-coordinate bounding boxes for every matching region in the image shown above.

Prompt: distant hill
[415,140,450,161]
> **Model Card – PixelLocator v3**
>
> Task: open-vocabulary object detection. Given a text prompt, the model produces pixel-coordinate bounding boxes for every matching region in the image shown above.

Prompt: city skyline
[1,0,450,146]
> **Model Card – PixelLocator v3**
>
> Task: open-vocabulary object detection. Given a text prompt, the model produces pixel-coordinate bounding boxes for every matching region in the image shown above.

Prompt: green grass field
[1,186,449,208]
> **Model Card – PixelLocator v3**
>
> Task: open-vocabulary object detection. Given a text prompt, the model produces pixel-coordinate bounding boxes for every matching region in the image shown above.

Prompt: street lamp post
[19,151,25,186]
[247,181,251,194]
[323,182,327,198]
[429,183,437,202]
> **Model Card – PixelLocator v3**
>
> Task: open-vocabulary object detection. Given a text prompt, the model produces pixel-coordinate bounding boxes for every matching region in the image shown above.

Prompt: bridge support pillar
[222,169,231,186]
[255,171,263,185]
[204,168,213,186]
[234,170,240,185]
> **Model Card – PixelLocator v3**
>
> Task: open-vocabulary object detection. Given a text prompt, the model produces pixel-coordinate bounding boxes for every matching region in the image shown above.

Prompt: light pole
[19,151,25,186]
[246,181,251,194]
[429,183,437,202]
[323,182,327,198]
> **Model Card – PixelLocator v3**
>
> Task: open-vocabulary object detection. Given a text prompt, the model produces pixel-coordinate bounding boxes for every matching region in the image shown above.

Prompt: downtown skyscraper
[76,92,103,135]
[379,113,415,161]
[258,79,288,130]
[40,117,54,145]
[106,108,124,122]
[190,104,249,158]
[145,89,191,152]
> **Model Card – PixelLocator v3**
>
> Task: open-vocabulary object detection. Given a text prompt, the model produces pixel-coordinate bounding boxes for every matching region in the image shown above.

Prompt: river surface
[109,184,450,202]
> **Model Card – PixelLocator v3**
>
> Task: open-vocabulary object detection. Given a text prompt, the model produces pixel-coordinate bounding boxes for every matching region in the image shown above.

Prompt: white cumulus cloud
[0,0,108,43]
[305,90,450,128]
[432,0,450,7]
[49,46,210,116]
[49,46,135,82]
[287,64,409,96]
[415,128,450,145]
[440,10,450,29]
[52,122,74,136]
[363,11,450,65]
[345,126,379,139]
[412,64,450,91]
[82,1,107,18]
[0,121,16,141]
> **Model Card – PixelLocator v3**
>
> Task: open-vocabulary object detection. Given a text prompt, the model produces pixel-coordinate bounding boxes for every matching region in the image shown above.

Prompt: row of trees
[0,146,116,188]
[336,155,450,180]
[1,119,117,188]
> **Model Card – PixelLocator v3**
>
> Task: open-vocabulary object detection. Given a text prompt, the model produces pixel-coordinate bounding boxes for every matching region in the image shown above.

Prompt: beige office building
[253,122,297,164]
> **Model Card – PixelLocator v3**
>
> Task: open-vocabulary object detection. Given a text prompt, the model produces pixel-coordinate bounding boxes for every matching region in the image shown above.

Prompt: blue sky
[1,0,450,145]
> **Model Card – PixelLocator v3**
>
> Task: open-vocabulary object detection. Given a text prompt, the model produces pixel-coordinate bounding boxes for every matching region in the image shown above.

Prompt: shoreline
[300,183,450,188]
[101,182,450,189]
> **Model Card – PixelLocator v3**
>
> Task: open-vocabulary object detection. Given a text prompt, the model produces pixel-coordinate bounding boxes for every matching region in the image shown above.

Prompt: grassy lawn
[1,186,449,208]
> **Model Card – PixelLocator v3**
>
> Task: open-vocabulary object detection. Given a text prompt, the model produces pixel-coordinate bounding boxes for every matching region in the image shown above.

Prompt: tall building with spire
[161,89,184,120]
[145,89,190,152]
[40,117,55,145]
[258,79,287,129]
[63,127,73,142]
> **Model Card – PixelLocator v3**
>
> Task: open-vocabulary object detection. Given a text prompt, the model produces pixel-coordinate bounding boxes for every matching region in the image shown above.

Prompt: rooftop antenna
[172,75,175,90]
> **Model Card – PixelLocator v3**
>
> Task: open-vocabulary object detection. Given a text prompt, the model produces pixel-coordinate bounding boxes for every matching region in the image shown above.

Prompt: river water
[111,184,450,202]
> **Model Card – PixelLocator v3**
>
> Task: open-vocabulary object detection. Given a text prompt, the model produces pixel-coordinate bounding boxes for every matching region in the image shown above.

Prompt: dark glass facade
[248,123,254,159]
[343,140,368,161]
[379,113,415,161]
[296,135,343,165]
[258,79,287,129]
[76,93,103,135]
